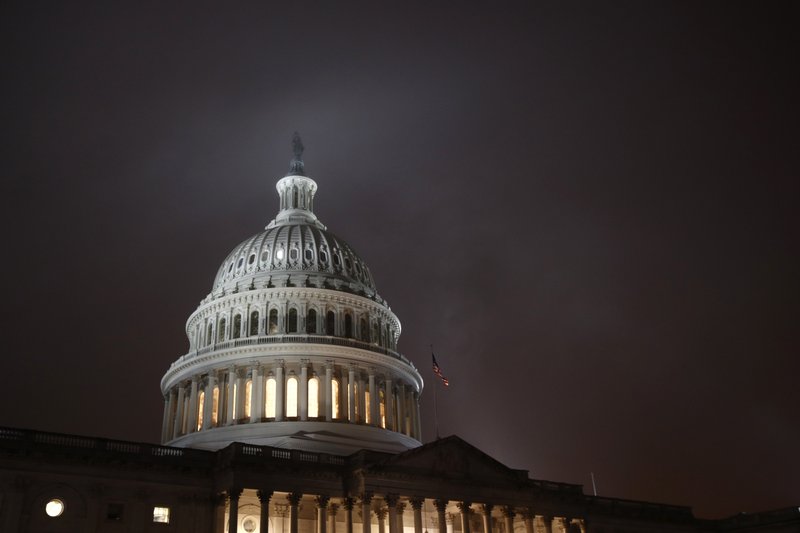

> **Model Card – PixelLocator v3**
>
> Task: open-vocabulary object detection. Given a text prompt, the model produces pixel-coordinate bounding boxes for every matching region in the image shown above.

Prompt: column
[258,490,272,533]
[361,492,373,533]
[385,494,399,533]
[540,516,553,533]
[300,360,309,421]
[236,371,246,422]
[188,376,199,433]
[434,499,448,533]
[276,362,285,421]
[288,493,303,533]
[329,503,339,533]
[523,511,534,533]
[481,504,493,533]
[397,384,407,435]
[412,392,421,440]
[316,495,330,533]
[343,498,355,533]
[348,366,356,422]
[377,509,387,533]
[458,503,472,533]
[396,502,406,533]
[202,375,215,430]
[502,507,515,533]
[385,378,394,430]
[161,395,170,442]
[164,390,176,441]
[357,376,366,423]
[325,362,333,421]
[368,372,378,426]
[173,385,186,438]
[252,366,264,422]
[228,488,243,533]
[226,367,236,425]
[410,498,423,533]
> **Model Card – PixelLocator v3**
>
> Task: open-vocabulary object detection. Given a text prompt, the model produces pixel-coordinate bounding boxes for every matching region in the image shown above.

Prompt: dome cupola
[160,135,423,455]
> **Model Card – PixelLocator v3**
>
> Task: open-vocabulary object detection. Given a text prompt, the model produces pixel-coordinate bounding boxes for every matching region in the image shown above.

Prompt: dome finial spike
[287,131,306,176]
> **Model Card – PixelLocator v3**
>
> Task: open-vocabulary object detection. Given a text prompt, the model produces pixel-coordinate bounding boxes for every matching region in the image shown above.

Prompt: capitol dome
[159,134,423,455]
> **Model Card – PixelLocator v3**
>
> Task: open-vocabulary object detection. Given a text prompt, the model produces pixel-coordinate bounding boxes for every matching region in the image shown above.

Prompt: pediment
[370,436,528,486]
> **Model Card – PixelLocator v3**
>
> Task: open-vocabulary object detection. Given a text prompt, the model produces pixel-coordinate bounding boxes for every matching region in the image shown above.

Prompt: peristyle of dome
[160,134,422,455]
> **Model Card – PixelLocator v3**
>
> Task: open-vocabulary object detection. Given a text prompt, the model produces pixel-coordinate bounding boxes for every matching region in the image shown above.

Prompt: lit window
[276,248,285,261]
[153,506,170,523]
[365,389,371,424]
[286,375,298,417]
[265,377,276,418]
[197,391,205,430]
[45,499,65,517]
[244,379,252,419]
[243,517,258,532]
[380,390,386,428]
[331,379,340,419]
[308,376,319,418]
[211,386,220,426]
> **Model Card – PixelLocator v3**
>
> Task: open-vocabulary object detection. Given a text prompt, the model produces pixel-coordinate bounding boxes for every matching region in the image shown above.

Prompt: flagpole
[431,344,440,440]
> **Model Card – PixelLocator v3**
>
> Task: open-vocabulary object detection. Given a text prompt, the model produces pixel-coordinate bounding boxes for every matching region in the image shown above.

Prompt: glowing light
[45,499,64,517]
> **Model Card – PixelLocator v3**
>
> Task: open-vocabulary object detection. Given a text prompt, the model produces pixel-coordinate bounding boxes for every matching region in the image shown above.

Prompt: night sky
[2,2,798,519]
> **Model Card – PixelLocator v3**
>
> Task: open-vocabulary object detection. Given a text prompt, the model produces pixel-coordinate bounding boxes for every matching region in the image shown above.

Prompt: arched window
[197,391,205,431]
[244,379,252,419]
[217,318,226,342]
[288,308,298,333]
[249,311,259,336]
[265,377,276,418]
[360,318,369,342]
[306,309,317,334]
[308,376,320,418]
[286,375,298,417]
[331,378,340,419]
[269,309,279,334]
[344,313,353,338]
[206,323,213,345]
[379,389,386,428]
[371,322,378,344]
[326,311,335,335]
[232,314,242,339]
[292,186,298,207]
[211,386,220,426]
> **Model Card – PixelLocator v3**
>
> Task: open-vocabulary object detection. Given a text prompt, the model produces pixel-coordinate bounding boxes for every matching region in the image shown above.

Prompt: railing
[175,334,417,369]
[228,441,346,466]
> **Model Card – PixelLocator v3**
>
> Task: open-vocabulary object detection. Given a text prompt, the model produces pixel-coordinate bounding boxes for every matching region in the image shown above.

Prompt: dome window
[261,250,270,263]
[237,257,244,269]
[289,248,299,261]
[345,257,352,270]
[319,250,328,263]
[249,311,259,336]
[304,248,314,261]
[228,262,234,273]
[248,254,255,265]
[306,309,317,334]
[333,253,341,267]
[276,248,285,261]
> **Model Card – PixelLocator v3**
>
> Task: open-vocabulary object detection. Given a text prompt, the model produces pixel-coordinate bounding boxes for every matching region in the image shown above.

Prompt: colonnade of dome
[160,135,423,454]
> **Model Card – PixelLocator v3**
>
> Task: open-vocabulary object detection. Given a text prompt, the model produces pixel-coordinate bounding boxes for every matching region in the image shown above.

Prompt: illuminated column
[258,490,272,533]
[202,375,215,430]
[361,492,373,533]
[236,371,246,421]
[316,495,330,533]
[458,503,472,533]
[348,366,356,422]
[523,511,534,533]
[172,385,186,437]
[228,488,242,533]
[325,362,333,421]
[343,498,355,533]
[329,503,339,533]
[252,366,264,422]
[434,499,448,533]
[481,504,493,533]
[187,376,199,433]
[377,508,387,533]
[368,371,378,425]
[226,367,236,425]
[300,360,309,421]
[540,516,553,533]
[410,498,423,533]
[397,384,407,435]
[385,378,395,430]
[276,362,285,421]
[358,376,366,423]
[386,494,399,533]
[502,507,515,533]
[397,502,406,533]
[288,493,303,533]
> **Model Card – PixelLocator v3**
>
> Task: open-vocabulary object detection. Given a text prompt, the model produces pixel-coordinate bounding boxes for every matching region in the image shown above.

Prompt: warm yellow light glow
[265,377,276,418]
[332,379,340,418]
[197,391,205,430]
[45,499,64,517]
[365,390,371,424]
[353,383,359,419]
[244,380,252,419]
[286,376,298,417]
[380,389,386,429]
[211,386,220,425]
[153,506,170,523]
[308,376,319,418]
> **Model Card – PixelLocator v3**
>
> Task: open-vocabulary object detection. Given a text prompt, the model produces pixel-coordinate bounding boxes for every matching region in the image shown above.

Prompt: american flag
[432,353,449,387]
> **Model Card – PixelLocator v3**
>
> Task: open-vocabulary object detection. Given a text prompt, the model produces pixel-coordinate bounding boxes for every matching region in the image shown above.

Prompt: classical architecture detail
[160,135,423,454]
